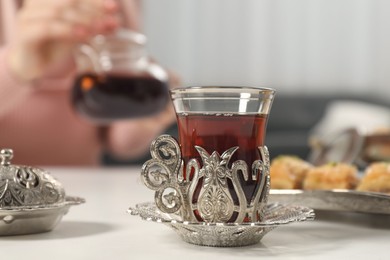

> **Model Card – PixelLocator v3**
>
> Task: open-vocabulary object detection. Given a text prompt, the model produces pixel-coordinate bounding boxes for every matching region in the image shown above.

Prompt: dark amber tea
[72,73,169,122]
[176,112,269,206]
[177,113,268,166]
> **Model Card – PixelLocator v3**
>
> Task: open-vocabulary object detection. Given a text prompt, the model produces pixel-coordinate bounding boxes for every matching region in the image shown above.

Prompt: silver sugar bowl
[0,149,84,236]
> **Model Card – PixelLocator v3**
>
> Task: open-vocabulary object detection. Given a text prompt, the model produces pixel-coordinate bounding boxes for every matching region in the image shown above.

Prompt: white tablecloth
[1,167,389,260]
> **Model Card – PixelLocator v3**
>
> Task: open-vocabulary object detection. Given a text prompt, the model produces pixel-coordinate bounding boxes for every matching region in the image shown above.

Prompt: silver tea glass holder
[129,86,314,247]
[128,135,315,247]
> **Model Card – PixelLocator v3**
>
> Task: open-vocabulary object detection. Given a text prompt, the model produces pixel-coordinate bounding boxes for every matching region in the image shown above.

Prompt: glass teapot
[72,29,170,123]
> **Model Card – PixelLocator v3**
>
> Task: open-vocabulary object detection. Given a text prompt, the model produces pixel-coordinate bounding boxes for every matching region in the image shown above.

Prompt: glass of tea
[72,29,170,123]
[170,86,275,222]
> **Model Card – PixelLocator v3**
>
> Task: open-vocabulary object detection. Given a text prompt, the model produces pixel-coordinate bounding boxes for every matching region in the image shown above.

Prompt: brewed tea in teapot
[72,29,169,123]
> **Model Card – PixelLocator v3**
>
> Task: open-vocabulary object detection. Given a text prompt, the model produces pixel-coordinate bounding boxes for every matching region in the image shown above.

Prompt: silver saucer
[0,196,85,236]
[128,202,315,247]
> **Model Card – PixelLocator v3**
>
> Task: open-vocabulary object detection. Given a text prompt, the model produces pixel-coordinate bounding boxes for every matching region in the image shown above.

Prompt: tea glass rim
[170,86,276,96]
[170,86,276,115]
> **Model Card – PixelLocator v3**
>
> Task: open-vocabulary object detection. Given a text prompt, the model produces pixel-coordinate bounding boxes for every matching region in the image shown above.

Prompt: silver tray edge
[269,189,390,214]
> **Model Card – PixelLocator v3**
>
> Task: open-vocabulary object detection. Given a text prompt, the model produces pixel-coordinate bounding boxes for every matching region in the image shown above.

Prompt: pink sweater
[0,1,174,166]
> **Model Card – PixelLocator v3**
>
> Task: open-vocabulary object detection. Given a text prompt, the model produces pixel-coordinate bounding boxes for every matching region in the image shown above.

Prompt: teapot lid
[93,28,147,46]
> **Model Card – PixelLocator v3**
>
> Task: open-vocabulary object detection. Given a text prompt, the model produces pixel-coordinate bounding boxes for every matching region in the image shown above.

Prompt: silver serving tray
[269,189,390,214]
[0,196,85,236]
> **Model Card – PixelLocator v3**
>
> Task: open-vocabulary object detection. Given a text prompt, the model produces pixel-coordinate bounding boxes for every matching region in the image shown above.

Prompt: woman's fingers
[19,0,119,38]
[9,0,122,82]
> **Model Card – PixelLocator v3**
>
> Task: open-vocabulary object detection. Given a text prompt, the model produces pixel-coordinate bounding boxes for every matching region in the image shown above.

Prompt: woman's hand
[7,0,120,83]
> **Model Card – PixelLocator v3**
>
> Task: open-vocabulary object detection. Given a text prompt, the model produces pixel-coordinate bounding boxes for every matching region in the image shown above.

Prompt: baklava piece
[356,162,390,194]
[270,155,313,189]
[303,162,359,190]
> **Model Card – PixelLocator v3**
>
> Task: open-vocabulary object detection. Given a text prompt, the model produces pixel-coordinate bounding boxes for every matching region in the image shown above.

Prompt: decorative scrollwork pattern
[0,165,64,208]
[141,135,192,218]
[195,146,236,223]
[15,167,39,189]
[141,135,271,224]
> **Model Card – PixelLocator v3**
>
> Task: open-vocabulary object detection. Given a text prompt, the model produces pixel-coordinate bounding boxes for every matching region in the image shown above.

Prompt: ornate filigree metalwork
[128,202,315,247]
[0,149,85,236]
[0,149,65,208]
[141,134,271,223]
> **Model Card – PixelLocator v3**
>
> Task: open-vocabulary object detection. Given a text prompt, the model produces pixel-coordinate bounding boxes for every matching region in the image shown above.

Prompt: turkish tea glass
[170,86,275,223]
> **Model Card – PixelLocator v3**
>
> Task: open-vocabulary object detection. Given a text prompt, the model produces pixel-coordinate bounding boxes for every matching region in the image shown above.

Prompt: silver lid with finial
[0,148,65,208]
[0,149,13,166]
[0,148,84,236]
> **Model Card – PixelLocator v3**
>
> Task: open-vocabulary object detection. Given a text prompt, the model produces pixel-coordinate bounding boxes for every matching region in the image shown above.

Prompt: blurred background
[142,0,390,94]
[106,0,390,165]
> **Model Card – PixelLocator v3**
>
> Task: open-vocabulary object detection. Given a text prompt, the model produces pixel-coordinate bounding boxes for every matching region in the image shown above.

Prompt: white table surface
[1,167,389,260]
